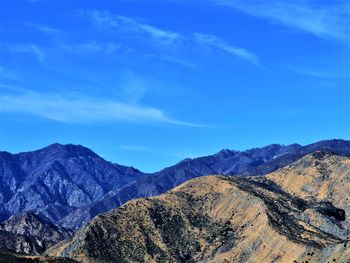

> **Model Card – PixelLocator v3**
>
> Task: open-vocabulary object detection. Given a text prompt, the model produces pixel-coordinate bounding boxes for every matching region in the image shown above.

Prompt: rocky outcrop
[50,152,350,263]
[0,230,44,256]
[0,212,72,255]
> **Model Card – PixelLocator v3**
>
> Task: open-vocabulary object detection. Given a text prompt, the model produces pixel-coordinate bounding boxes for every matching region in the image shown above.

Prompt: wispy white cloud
[217,0,350,43]
[27,23,64,35]
[156,55,199,69]
[119,71,148,103]
[85,9,260,66]
[289,66,350,79]
[193,33,260,65]
[61,41,120,54]
[86,10,179,43]
[0,88,204,127]
[11,44,46,63]
[117,145,152,152]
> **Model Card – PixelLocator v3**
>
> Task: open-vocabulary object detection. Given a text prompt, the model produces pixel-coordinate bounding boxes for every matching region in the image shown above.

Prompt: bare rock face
[50,152,350,263]
[0,212,72,255]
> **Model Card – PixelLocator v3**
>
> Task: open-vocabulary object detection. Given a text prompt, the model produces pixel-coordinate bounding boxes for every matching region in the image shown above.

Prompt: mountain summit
[0,143,145,225]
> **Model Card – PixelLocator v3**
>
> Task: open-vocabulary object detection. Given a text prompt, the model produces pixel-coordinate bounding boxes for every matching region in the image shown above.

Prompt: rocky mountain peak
[31,143,99,159]
[214,149,239,159]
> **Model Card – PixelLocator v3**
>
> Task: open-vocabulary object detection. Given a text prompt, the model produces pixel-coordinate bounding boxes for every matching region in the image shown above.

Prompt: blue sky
[0,0,349,172]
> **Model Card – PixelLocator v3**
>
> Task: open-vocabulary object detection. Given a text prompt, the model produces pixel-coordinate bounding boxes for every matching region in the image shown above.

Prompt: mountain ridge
[1,139,349,230]
[49,151,350,263]
[60,139,350,229]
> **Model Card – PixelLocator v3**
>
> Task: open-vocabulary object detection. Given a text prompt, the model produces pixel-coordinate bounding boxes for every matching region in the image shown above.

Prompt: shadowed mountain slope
[50,152,350,263]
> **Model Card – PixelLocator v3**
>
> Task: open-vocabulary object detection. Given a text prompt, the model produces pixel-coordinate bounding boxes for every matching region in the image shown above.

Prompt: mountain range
[0,139,349,262]
[1,139,349,230]
[49,151,350,262]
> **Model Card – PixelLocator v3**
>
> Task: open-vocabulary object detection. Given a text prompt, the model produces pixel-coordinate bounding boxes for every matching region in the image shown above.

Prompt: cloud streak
[11,44,46,63]
[61,41,120,54]
[117,145,152,152]
[193,33,260,65]
[85,9,260,66]
[0,89,202,127]
[27,23,64,35]
[217,0,350,43]
[87,10,179,43]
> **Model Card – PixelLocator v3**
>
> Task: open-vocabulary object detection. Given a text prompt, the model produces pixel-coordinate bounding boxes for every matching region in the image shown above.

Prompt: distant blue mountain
[1,139,349,229]
[0,143,144,225]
